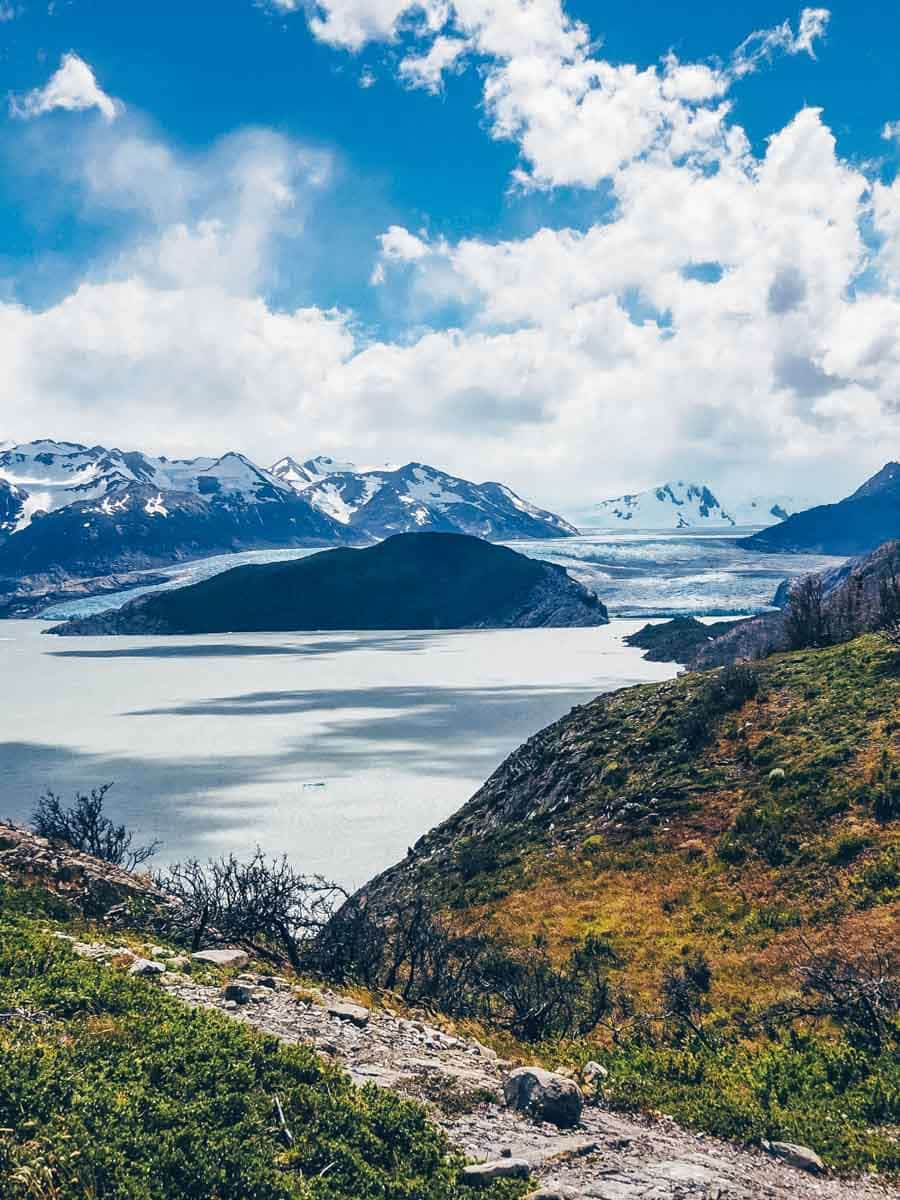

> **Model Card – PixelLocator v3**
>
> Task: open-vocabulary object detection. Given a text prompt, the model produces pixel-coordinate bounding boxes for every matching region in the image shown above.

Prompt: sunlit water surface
[1,620,677,888]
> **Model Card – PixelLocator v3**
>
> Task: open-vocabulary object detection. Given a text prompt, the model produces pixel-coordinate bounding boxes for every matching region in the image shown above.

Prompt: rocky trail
[65,936,893,1200]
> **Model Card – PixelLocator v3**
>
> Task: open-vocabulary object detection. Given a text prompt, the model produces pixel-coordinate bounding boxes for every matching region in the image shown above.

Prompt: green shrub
[0,911,523,1200]
[600,1032,900,1176]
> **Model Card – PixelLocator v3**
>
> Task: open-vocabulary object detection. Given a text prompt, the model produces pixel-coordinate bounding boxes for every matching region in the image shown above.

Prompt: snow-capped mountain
[0,441,295,520]
[0,440,349,582]
[0,479,27,536]
[274,459,578,541]
[0,440,577,590]
[580,481,800,531]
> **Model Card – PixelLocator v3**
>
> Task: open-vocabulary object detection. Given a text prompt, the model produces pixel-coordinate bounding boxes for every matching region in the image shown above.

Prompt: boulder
[326,1000,370,1028]
[166,955,192,972]
[460,1159,531,1187]
[504,1067,583,1129]
[222,982,255,1005]
[763,1140,825,1174]
[526,1189,580,1200]
[582,1060,608,1090]
[129,958,166,977]
[191,948,249,969]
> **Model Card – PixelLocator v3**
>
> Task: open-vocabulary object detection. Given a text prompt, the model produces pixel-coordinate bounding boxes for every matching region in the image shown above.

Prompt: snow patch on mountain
[579,482,804,531]
[297,461,577,540]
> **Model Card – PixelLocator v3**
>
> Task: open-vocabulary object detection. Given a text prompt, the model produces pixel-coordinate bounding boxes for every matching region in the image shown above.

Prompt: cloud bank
[2,6,900,507]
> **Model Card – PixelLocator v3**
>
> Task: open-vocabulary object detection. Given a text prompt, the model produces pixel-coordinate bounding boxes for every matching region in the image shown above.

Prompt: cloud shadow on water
[46,632,439,660]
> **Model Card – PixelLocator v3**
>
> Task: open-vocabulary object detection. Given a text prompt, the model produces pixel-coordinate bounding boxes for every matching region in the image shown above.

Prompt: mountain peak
[849,461,900,501]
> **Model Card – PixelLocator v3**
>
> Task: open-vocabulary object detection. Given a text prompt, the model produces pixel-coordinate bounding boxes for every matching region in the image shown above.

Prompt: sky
[2,0,900,510]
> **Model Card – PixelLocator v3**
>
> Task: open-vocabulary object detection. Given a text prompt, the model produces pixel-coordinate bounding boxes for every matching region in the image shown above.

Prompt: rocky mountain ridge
[272,457,578,541]
[740,461,900,556]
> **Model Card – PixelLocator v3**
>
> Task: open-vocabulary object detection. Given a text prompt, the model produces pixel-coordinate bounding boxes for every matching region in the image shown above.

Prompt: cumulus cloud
[399,35,467,91]
[11,53,120,121]
[290,2,830,190]
[4,19,900,506]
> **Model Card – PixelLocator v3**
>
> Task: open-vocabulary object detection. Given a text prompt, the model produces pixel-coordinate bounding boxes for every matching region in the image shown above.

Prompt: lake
[0,619,677,889]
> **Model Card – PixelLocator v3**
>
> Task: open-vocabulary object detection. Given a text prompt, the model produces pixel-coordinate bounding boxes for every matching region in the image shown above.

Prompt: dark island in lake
[47,532,609,635]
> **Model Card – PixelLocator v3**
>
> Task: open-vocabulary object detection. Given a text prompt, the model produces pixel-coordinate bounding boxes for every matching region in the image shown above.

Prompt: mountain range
[270,456,577,540]
[580,480,801,530]
[0,441,575,589]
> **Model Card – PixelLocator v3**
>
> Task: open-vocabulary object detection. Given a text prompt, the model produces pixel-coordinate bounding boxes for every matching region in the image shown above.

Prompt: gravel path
[149,965,892,1200]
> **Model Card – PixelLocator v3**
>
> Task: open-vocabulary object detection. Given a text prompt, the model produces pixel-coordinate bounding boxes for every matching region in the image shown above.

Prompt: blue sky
[2,0,900,507]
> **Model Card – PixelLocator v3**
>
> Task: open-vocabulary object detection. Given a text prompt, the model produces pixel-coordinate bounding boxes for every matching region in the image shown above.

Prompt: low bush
[32,783,159,870]
[157,849,346,971]
[0,902,524,1200]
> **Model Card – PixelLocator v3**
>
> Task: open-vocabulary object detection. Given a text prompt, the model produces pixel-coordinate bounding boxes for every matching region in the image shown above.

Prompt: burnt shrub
[32,783,159,871]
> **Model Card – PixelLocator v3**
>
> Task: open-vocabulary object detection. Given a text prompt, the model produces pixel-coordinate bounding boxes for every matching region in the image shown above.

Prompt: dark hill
[740,462,900,555]
[623,615,748,662]
[47,532,608,635]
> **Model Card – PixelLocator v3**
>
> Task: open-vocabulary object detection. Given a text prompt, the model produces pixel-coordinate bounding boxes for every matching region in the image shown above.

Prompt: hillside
[327,633,900,1173]
[2,828,885,1200]
[47,532,608,635]
[741,462,900,555]
[344,631,900,992]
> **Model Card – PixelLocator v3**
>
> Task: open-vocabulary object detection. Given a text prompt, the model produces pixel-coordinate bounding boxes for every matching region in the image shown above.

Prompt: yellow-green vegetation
[0,888,526,1200]
[344,633,900,1176]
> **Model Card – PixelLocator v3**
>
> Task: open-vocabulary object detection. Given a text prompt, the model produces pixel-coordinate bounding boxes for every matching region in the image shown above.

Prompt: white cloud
[399,35,467,91]
[882,121,900,143]
[293,3,830,191]
[11,53,120,121]
[309,0,449,52]
[732,7,829,77]
[4,5,900,508]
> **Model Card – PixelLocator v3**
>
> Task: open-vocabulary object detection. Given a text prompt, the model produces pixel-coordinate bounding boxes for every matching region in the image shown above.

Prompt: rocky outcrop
[0,821,174,921]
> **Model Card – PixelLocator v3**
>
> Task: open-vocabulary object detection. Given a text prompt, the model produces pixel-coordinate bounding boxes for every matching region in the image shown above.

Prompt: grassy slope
[399,635,898,1000]
[0,890,525,1200]
[358,634,900,1172]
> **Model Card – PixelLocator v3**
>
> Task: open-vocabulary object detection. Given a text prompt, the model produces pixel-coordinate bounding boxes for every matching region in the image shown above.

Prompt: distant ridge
[740,462,900,555]
[47,532,608,636]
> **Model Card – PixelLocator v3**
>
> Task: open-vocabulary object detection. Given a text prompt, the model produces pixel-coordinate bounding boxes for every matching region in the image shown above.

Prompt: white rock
[129,958,166,977]
[461,1159,531,1186]
[191,948,249,969]
[763,1140,825,1174]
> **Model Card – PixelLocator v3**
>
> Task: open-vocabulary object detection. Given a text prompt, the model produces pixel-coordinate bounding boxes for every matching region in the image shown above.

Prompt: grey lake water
[3,531,846,887]
[1,619,677,889]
